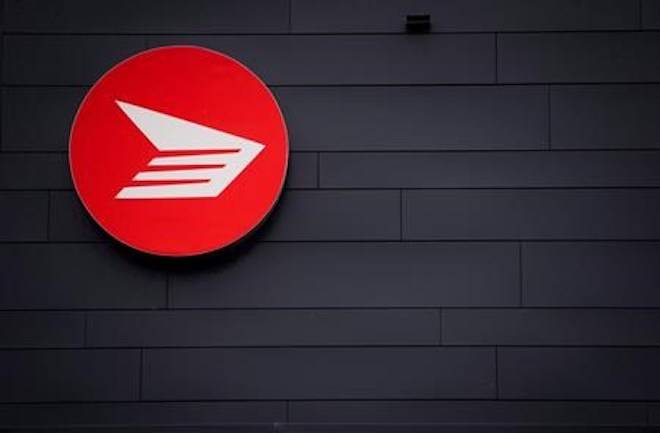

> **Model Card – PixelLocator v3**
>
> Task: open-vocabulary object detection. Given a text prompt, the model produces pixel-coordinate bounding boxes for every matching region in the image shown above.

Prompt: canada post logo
[69,46,289,257]
[113,100,264,200]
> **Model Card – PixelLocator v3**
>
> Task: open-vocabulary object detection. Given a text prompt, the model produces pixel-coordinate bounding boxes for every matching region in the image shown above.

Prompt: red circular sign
[69,46,288,256]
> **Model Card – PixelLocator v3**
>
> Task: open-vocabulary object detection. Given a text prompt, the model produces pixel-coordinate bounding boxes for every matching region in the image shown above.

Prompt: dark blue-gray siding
[2,0,660,431]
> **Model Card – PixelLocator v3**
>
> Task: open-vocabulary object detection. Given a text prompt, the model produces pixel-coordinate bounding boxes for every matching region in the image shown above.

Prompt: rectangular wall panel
[2,87,86,152]
[0,312,84,348]
[443,309,660,345]
[522,242,660,307]
[0,244,166,309]
[4,36,147,85]
[0,192,47,241]
[321,151,660,188]
[5,0,290,33]
[87,309,440,347]
[404,190,660,240]
[0,402,286,428]
[499,348,660,400]
[551,85,660,149]
[143,347,496,400]
[498,33,660,83]
[276,86,547,151]
[170,242,519,308]
[261,190,400,241]
[0,154,71,189]
[147,35,495,85]
[0,349,140,402]
[292,0,638,33]
[289,401,647,425]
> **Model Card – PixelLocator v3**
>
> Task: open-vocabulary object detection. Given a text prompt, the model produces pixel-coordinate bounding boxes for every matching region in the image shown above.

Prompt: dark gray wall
[1,0,660,431]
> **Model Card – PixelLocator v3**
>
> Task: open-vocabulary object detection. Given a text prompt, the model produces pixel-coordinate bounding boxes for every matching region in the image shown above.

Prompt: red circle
[69,46,288,256]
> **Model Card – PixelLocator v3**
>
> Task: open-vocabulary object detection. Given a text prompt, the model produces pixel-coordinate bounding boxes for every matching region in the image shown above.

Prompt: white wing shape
[115,100,264,199]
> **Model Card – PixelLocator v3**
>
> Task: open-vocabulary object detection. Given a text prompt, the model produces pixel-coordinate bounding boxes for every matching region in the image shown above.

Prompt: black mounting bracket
[406,14,431,33]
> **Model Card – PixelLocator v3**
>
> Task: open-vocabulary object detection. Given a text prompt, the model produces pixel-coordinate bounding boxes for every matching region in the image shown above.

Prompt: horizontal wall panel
[276,86,547,151]
[0,244,166,309]
[49,191,104,242]
[10,427,275,433]
[0,312,84,348]
[0,154,71,189]
[292,0,638,33]
[87,309,439,347]
[148,35,495,85]
[643,0,660,29]
[261,190,400,241]
[0,349,140,402]
[143,347,495,400]
[2,87,85,152]
[281,424,657,433]
[321,151,660,188]
[523,242,660,307]
[499,348,660,400]
[0,402,285,427]
[443,309,660,345]
[0,192,47,241]
[651,404,660,425]
[287,153,318,188]
[404,189,660,240]
[551,85,660,150]
[170,242,519,308]
[498,33,660,83]
[0,402,647,428]
[3,36,146,85]
[290,401,647,425]
[5,0,289,33]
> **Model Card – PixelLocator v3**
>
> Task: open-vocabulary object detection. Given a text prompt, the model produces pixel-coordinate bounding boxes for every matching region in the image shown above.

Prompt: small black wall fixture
[406,14,431,33]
